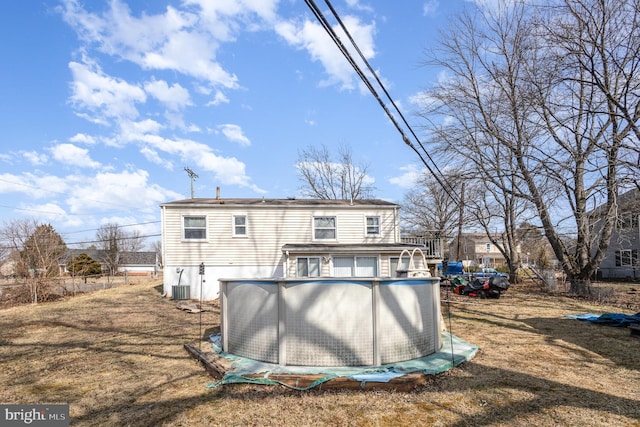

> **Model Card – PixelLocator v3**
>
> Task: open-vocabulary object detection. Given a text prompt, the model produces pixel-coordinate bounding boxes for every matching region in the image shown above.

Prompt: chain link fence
[0,272,161,305]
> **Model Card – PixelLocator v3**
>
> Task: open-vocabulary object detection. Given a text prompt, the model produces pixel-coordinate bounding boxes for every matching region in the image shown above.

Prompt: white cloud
[144,79,191,111]
[205,90,230,106]
[423,0,440,16]
[389,164,423,188]
[185,0,279,36]
[22,151,48,166]
[50,143,101,168]
[0,173,69,199]
[346,0,374,13]
[69,133,97,145]
[69,60,146,121]
[65,169,181,214]
[140,146,173,169]
[276,15,376,90]
[129,133,262,191]
[60,0,265,89]
[119,119,164,141]
[21,202,68,221]
[218,124,251,146]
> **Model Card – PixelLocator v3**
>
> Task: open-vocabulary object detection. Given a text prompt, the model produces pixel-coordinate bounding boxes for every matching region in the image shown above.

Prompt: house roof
[619,187,640,208]
[61,249,157,266]
[589,187,639,217]
[160,198,398,208]
[282,243,430,254]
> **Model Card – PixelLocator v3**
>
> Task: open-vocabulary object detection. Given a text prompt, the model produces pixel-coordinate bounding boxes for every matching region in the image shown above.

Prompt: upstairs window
[615,249,637,267]
[366,216,380,236]
[617,212,639,230]
[314,216,336,240]
[183,216,206,240]
[233,215,247,236]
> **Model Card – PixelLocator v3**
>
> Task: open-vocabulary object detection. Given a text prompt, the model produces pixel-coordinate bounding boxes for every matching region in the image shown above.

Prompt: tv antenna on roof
[184,166,199,199]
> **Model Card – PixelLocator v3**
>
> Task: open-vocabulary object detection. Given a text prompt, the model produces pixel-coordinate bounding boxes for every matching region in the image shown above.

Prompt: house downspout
[393,206,399,243]
[160,205,167,285]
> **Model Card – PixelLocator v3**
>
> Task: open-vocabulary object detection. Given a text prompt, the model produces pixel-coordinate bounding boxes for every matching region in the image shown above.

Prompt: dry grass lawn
[0,280,638,426]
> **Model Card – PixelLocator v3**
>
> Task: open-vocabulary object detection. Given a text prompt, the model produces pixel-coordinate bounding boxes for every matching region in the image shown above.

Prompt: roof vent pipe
[216,186,220,200]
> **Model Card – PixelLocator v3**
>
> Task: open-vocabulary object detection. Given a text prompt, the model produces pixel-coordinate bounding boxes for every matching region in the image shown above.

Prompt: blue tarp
[565,312,640,327]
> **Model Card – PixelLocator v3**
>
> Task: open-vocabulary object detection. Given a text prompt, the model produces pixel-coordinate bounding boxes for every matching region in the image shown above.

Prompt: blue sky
[0,0,473,248]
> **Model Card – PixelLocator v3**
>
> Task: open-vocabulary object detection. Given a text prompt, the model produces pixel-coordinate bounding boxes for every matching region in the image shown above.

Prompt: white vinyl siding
[162,203,399,271]
[297,257,321,277]
[333,256,378,277]
[314,216,336,240]
[183,216,206,240]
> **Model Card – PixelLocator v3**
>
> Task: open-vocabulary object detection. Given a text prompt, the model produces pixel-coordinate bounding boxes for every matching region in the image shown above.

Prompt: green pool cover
[207,332,478,390]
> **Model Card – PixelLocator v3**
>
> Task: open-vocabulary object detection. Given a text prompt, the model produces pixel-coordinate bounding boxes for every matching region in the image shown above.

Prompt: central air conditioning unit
[171,285,190,300]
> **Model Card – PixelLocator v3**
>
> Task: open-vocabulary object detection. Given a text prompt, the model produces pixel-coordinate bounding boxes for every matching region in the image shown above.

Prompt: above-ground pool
[219,277,442,367]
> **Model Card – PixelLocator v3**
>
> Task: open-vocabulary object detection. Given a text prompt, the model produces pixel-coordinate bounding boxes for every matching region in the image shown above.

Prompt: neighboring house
[0,259,17,278]
[160,197,442,300]
[447,233,508,267]
[60,249,159,277]
[595,188,639,280]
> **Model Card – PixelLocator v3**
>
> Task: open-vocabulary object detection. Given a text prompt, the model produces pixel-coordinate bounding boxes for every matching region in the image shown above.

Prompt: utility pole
[184,167,199,199]
[456,181,465,261]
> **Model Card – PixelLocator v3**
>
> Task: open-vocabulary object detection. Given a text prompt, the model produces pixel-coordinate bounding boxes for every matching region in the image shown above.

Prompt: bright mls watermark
[1,404,69,426]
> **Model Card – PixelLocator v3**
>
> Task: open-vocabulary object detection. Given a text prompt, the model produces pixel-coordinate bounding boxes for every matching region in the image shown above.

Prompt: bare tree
[297,144,375,200]
[401,170,469,238]
[419,0,639,292]
[150,240,162,268]
[0,219,66,302]
[96,223,146,275]
[417,1,538,278]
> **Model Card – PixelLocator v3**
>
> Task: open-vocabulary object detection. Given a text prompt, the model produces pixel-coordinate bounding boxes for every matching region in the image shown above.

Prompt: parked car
[469,268,508,279]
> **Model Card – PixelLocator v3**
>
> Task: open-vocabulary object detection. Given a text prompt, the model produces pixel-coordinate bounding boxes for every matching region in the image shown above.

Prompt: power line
[0,220,162,251]
[59,221,161,237]
[0,203,97,216]
[64,233,161,248]
[304,0,462,205]
[0,232,161,252]
[0,177,157,216]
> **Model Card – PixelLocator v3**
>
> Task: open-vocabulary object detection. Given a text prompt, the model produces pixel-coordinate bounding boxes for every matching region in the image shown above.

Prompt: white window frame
[313,216,337,240]
[389,256,408,278]
[366,216,380,236]
[618,249,633,267]
[183,215,207,241]
[332,256,378,277]
[296,257,321,277]
[617,212,636,230]
[233,214,247,237]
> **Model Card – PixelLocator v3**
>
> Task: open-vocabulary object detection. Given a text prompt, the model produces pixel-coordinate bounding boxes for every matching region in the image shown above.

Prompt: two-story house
[160,196,440,300]
[595,188,639,280]
[447,233,508,267]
